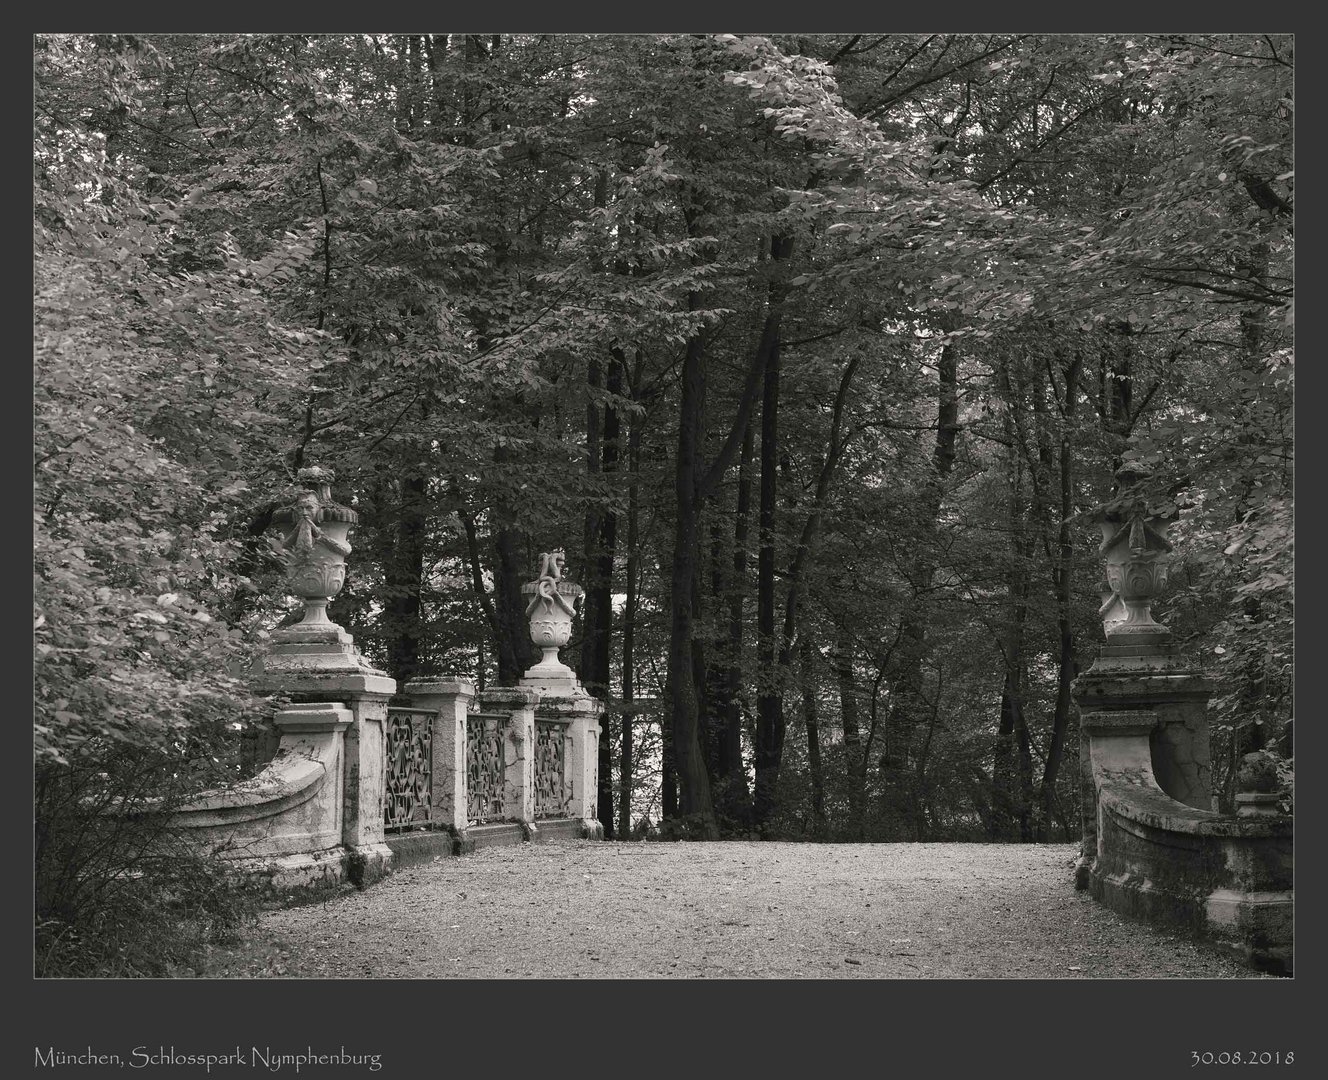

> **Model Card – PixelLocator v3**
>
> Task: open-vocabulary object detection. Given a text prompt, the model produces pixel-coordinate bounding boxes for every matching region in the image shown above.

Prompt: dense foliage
[35,33,1291,912]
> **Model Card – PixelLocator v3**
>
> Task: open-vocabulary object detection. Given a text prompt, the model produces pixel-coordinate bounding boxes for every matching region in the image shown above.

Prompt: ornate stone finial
[1094,463,1175,642]
[520,549,583,680]
[269,466,359,630]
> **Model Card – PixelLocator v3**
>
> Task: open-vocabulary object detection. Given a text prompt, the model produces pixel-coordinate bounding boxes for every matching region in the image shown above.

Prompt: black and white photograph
[33,29,1294,1042]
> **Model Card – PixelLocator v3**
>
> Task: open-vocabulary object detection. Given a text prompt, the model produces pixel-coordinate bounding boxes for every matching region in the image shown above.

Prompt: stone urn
[520,549,583,680]
[269,466,358,630]
[1095,464,1175,643]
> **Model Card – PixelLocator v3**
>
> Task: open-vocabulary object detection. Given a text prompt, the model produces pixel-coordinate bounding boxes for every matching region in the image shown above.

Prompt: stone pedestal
[261,623,385,677]
[1074,646,1213,811]
[403,679,476,839]
[519,672,604,839]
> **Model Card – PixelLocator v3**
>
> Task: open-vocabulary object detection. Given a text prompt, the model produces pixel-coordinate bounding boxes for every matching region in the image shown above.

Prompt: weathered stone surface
[171,703,351,860]
[403,678,475,836]
[227,848,350,894]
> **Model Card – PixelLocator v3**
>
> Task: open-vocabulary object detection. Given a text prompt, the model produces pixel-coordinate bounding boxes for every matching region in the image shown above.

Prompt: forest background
[33,33,1292,973]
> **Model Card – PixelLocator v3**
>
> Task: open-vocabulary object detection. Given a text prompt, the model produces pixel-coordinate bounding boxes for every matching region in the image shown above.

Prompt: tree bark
[752,296,783,835]
[715,417,755,829]
[800,637,827,839]
[384,462,428,687]
[620,362,643,837]
[752,233,795,835]
[595,352,622,837]
[994,364,1034,841]
[1039,346,1082,840]
[833,626,867,839]
[666,325,718,832]
[494,523,535,684]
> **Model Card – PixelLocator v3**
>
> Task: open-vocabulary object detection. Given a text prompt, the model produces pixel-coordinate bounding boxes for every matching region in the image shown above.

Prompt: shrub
[34,744,266,978]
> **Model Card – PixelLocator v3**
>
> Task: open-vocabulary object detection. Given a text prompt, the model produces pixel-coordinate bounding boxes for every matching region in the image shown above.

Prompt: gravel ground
[206,840,1274,979]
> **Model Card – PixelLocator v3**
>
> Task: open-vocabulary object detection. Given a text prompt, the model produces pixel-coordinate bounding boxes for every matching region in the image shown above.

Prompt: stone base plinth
[224,847,351,894]
[468,822,527,849]
[345,842,393,888]
[384,826,472,865]
[259,625,387,679]
[520,657,584,699]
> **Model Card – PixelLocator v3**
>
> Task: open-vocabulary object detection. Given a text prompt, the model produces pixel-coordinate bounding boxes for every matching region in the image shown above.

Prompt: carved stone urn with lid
[1095,463,1175,645]
[520,549,583,684]
[270,466,358,631]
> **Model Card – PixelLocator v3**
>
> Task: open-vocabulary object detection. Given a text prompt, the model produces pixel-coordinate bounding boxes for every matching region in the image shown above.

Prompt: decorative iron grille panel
[467,714,507,821]
[384,708,433,832]
[534,721,569,818]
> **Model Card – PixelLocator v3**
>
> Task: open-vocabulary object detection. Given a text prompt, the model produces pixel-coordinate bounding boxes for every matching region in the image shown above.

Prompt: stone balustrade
[1074,466,1292,975]
[170,474,604,890]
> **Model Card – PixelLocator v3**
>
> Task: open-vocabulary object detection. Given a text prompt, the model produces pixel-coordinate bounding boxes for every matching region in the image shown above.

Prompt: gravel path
[208,841,1273,979]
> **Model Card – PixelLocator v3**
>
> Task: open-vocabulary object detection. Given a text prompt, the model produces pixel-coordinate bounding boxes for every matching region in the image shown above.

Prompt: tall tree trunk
[717,418,755,829]
[703,515,728,786]
[752,233,794,835]
[494,522,535,684]
[580,356,604,689]
[620,363,643,837]
[455,494,507,683]
[578,353,617,837]
[595,352,622,837]
[666,324,718,832]
[800,637,827,839]
[1039,346,1082,840]
[384,460,428,687]
[834,627,866,840]
[994,366,1034,841]
[753,295,783,834]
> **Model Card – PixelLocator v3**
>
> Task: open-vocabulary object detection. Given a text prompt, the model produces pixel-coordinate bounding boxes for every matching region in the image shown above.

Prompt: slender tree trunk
[384,461,428,687]
[620,369,643,837]
[800,637,827,838]
[752,233,795,835]
[834,627,866,839]
[718,419,755,829]
[753,285,783,835]
[1039,347,1082,840]
[494,523,535,684]
[456,497,509,680]
[666,325,718,832]
[595,353,622,837]
[580,356,605,686]
[995,367,1034,841]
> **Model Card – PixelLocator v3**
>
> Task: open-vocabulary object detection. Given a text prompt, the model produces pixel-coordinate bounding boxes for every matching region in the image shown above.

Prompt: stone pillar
[256,672,396,886]
[402,679,476,837]
[257,466,397,886]
[1073,464,1212,882]
[479,687,540,832]
[516,549,604,839]
[523,694,604,836]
